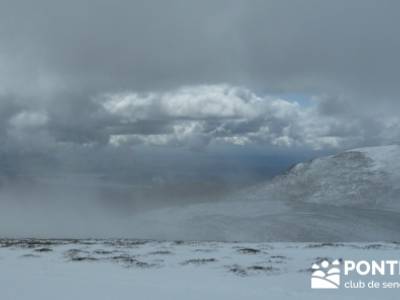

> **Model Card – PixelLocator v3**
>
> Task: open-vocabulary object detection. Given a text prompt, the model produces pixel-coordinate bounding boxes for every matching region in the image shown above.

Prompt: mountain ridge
[130,145,400,242]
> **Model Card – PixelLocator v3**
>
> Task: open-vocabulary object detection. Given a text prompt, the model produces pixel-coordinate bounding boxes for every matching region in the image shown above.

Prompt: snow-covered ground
[1,146,400,299]
[1,239,399,300]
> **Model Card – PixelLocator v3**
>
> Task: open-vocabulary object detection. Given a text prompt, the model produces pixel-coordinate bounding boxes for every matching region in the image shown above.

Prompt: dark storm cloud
[3,0,400,237]
[0,0,242,93]
[0,0,399,97]
[0,0,399,173]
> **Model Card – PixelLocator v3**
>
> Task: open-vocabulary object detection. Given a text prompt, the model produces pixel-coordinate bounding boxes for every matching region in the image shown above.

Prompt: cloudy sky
[1,0,400,216]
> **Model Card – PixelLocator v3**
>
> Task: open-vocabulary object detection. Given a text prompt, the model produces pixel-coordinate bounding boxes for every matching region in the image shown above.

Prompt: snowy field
[1,147,399,299]
[1,239,399,299]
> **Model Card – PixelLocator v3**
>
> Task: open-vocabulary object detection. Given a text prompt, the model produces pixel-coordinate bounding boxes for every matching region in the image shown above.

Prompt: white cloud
[6,110,52,150]
[100,85,348,149]
[101,85,263,121]
[9,111,48,129]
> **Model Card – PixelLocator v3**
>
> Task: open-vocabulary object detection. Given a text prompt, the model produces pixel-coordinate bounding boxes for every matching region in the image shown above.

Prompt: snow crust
[1,239,399,300]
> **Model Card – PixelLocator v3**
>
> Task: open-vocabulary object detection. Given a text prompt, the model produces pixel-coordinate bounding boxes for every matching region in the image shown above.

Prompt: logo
[311,259,341,289]
[310,258,400,290]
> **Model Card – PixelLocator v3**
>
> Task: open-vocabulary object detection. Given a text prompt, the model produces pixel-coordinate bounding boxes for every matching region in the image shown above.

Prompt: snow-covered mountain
[131,145,400,242]
[263,144,400,209]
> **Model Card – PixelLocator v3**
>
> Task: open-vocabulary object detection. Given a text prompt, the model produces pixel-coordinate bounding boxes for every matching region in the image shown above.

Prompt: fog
[1,0,399,239]
[0,143,322,238]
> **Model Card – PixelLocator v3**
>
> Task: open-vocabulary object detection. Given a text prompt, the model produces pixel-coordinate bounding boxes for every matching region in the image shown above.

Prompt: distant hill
[131,145,400,242]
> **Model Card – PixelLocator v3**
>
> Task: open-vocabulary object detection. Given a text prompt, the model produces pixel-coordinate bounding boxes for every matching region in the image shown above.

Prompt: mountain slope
[131,145,400,242]
[264,145,400,210]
